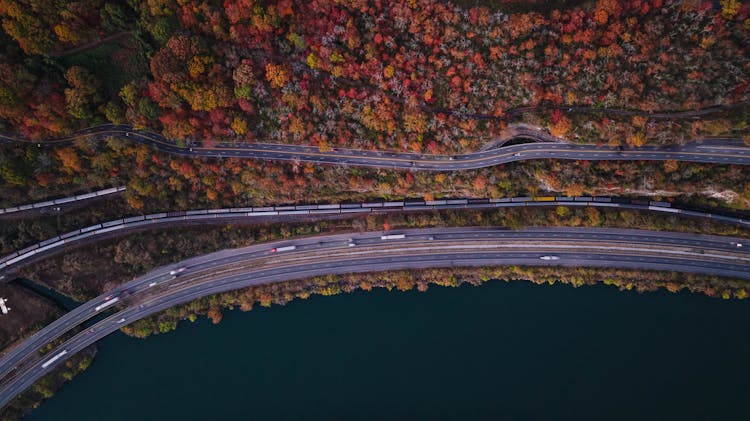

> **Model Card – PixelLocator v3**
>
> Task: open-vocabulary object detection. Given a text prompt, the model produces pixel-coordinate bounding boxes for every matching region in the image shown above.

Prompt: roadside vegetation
[123,265,749,339]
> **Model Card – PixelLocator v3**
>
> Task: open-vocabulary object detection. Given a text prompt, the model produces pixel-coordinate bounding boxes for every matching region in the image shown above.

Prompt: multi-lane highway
[0,226,748,407]
[2,196,748,279]
[1,124,749,170]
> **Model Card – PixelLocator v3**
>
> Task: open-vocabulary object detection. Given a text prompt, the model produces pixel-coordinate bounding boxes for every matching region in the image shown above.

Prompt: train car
[188,214,220,219]
[185,210,209,216]
[95,187,118,195]
[361,202,383,208]
[275,206,296,211]
[592,197,612,203]
[95,225,126,235]
[649,201,670,208]
[555,196,575,202]
[318,204,341,210]
[246,211,279,216]
[38,236,62,247]
[0,251,18,264]
[340,203,362,209]
[426,200,448,206]
[511,197,532,202]
[446,199,469,205]
[74,231,98,241]
[489,198,512,203]
[573,197,592,202]
[4,253,30,266]
[31,200,55,209]
[341,208,371,213]
[295,205,319,210]
[630,199,650,206]
[15,244,39,257]
[102,219,123,228]
[526,202,555,207]
[36,242,63,254]
[80,224,103,233]
[123,215,146,223]
[533,196,556,202]
[252,207,274,212]
[467,198,490,204]
[145,213,167,220]
[382,201,404,207]
[279,210,310,215]
[308,209,341,215]
[60,230,80,240]
[167,211,187,217]
[53,197,76,204]
[208,209,227,214]
[404,198,426,206]
[76,192,98,200]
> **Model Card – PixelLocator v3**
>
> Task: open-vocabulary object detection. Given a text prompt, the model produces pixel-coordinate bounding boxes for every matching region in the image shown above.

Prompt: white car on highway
[539,255,560,260]
[169,267,186,275]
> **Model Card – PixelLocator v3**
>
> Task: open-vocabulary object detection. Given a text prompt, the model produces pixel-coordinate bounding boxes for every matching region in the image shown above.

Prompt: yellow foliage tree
[231,116,248,135]
[383,65,395,79]
[550,116,571,138]
[55,147,82,173]
[564,183,585,197]
[628,132,646,147]
[720,0,741,20]
[306,52,319,69]
[265,63,289,88]
[54,24,78,44]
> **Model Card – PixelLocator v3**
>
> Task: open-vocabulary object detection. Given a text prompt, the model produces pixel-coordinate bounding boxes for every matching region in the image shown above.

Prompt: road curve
[2,196,748,279]
[1,226,748,407]
[1,124,749,170]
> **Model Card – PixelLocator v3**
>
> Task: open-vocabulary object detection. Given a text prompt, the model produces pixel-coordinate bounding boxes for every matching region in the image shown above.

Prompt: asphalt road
[1,226,748,407]
[1,125,749,170]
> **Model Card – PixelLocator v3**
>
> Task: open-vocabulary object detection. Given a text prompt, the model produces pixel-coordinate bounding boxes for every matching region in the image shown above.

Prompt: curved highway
[1,125,749,170]
[2,196,748,279]
[0,226,748,407]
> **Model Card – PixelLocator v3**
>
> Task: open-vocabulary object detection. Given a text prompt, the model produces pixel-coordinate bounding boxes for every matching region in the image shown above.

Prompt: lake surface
[28,280,750,420]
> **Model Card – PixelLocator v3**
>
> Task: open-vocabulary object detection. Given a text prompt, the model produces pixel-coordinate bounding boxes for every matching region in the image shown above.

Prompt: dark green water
[28,281,750,420]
